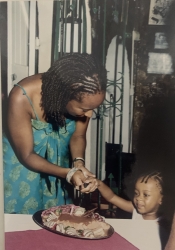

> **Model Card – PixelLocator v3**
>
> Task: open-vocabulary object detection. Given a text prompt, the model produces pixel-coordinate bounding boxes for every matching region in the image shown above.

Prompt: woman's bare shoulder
[9,74,42,99]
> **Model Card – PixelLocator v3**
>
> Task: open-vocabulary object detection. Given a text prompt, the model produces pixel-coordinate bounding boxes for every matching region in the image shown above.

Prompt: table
[5,214,168,250]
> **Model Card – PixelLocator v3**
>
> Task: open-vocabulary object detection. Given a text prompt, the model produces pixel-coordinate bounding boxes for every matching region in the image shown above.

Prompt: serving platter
[33,206,114,240]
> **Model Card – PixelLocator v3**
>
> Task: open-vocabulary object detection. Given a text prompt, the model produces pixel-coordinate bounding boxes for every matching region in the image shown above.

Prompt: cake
[41,204,111,239]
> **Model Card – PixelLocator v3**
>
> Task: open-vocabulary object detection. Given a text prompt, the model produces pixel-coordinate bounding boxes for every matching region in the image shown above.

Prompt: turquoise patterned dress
[3,84,76,214]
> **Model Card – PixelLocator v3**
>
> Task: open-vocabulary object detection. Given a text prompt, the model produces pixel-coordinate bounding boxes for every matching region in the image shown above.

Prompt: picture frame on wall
[146,29,173,74]
[154,32,168,49]
[147,52,173,74]
[148,0,174,25]
[146,0,173,75]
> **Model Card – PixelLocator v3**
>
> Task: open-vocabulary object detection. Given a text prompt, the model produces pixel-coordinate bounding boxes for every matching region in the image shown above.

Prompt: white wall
[7,1,54,93]
[7,1,30,93]
[37,1,53,72]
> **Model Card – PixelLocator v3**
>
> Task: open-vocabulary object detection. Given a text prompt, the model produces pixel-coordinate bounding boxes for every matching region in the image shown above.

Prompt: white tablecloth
[5,214,168,250]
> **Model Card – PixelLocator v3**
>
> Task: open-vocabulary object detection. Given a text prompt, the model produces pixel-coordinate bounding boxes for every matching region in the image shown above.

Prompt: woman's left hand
[80,176,98,193]
[71,160,97,193]
[73,160,95,178]
[71,171,98,193]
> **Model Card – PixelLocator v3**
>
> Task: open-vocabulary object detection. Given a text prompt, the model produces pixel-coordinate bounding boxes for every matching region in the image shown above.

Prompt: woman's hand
[80,176,98,193]
[70,163,97,193]
[73,159,95,178]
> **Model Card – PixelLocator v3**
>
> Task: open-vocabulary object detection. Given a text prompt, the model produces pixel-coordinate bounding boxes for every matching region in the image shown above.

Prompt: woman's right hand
[81,176,98,193]
[71,171,98,193]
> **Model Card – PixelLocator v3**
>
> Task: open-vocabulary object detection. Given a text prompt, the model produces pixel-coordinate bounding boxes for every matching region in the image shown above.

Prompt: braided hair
[41,53,107,127]
[124,169,164,200]
[138,170,163,195]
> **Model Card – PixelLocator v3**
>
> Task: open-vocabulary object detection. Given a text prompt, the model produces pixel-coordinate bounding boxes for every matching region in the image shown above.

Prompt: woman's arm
[97,180,134,213]
[69,116,88,161]
[7,86,70,178]
[69,116,98,192]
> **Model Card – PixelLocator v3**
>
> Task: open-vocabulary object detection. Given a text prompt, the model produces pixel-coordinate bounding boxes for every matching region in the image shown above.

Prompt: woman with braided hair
[3,52,107,214]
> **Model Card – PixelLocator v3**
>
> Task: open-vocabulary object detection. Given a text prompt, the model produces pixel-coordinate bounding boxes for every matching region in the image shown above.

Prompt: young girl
[97,171,163,220]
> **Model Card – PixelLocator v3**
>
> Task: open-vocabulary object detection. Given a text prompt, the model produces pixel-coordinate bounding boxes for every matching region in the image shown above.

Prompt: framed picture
[147,52,173,74]
[154,32,168,49]
[148,0,174,25]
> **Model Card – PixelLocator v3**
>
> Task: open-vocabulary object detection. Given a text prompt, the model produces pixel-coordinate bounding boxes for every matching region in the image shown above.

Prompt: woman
[3,53,107,214]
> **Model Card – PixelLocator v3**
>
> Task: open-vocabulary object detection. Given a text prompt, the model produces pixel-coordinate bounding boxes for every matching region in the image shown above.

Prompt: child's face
[133,177,163,219]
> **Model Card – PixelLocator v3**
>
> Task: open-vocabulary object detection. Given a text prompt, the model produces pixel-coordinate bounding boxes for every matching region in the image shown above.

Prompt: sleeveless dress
[3,84,76,214]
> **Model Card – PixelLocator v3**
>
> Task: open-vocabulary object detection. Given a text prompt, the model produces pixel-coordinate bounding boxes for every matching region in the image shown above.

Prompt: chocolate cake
[41,204,110,238]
